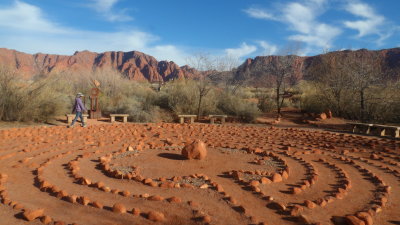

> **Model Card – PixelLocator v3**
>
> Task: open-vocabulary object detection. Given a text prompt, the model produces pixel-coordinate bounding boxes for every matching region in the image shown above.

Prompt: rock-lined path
[0,123,399,225]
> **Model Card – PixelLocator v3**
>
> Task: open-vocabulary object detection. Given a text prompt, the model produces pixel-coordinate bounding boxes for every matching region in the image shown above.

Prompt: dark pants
[71,111,85,126]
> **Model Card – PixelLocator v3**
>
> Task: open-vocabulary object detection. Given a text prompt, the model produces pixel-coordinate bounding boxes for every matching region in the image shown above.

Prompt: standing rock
[181,140,207,160]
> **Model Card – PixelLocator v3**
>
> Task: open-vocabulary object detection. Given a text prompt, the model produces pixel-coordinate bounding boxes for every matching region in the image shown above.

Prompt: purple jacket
[72,97,86,113]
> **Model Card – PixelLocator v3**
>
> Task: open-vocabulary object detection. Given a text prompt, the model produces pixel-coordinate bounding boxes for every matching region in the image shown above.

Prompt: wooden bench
[209,115,227,124]
[371,124,400,138]
[66,114,88,124]
[348,122,399,138]
[110,114,129,123]
[177,115,196,124]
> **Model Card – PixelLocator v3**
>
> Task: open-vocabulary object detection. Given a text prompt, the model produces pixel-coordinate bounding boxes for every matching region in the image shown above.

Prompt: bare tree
[307,52,353,116]
[252,47,299,117]
[346,51,383,122]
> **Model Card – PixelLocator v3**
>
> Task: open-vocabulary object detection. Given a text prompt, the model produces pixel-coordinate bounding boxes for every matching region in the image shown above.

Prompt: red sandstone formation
[235,48,400,84]
[0,48,198,82]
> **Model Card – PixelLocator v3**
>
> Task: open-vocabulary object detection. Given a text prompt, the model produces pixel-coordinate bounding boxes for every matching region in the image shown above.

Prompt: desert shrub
[87,70,161,122]
[217,91,260,122]
[159,79,218,116]
[0,67,67,122]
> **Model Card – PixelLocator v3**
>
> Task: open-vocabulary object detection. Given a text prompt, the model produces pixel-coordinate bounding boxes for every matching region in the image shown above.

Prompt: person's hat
[77,92,84,97]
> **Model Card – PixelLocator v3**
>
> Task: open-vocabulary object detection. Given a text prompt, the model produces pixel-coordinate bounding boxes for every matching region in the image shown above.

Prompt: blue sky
[0,0,399,66]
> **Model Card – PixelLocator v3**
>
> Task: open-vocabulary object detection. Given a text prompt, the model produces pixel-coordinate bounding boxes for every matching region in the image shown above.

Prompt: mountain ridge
[0,48,198,82]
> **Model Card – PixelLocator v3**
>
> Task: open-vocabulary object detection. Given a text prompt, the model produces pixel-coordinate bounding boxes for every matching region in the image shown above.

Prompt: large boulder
[181,140,207,160]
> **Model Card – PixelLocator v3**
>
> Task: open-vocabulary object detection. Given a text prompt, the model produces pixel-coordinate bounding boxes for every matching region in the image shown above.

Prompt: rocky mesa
[235,48,400,84]
[0,48,198,82]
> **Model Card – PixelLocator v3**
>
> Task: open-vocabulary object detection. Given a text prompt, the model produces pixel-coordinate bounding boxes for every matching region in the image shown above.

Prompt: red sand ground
[0,116,399,225]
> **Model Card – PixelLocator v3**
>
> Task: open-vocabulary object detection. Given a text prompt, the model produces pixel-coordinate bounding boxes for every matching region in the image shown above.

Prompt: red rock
[271,173,282,183]
[54,221,65,225]
[282,170,289,179]
[297,214,311,224]
[56,190,68,199]
[121,190,130,197]
[370,154,379,160]
[113,203,126,213]
[148,195,164,201]
[304,200,316,209]
[181,140,207,160]
[260,177,271,184]
[316,198,327,207]
[292,187,302,194]
[92,201,103,209]
[23,209,44,221]
[66,195,78,203]
[131,208,141,215]
[78,196,90,206]
[250,180,260,187]
[202,215,212,223]
[356,212,373,225]
[167,196,182,203]
[319,113,327,120]
[346,215,366,225]
[290,205,304,216]
[147,211,165,222]
[41,216,52,224]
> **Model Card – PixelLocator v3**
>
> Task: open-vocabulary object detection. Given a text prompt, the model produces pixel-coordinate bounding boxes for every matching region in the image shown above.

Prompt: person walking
[69,93,87,128]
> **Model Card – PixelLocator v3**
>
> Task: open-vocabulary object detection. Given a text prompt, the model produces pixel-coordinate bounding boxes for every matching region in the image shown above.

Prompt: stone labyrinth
[0,123,399,225]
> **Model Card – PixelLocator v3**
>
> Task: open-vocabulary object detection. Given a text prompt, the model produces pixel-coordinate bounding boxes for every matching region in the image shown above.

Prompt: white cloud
[244,0,341,52]
[88,0,132,22]
[0,1,188,65]
[257,41,278,56]
[0,1,66,33]
[243,8,277,20]
[90,0,118,12]
[343,1,391,44]
[225,42,257,58]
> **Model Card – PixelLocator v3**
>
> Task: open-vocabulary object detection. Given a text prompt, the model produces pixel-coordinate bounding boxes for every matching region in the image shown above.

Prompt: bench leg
[210,118,215,124]
[221,117,225,124]
[111,116,115,123]
[365,127,371,134]
[395,129,399,138]
[180,117,184,124]
[379,128,386,136]
[190,117,194,124]
[67,117,72,124]
[351,125,356,133]
[123,117,127,123]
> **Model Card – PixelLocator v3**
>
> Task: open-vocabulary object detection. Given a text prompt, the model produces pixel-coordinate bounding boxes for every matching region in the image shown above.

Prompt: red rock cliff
[0,48,198,81]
